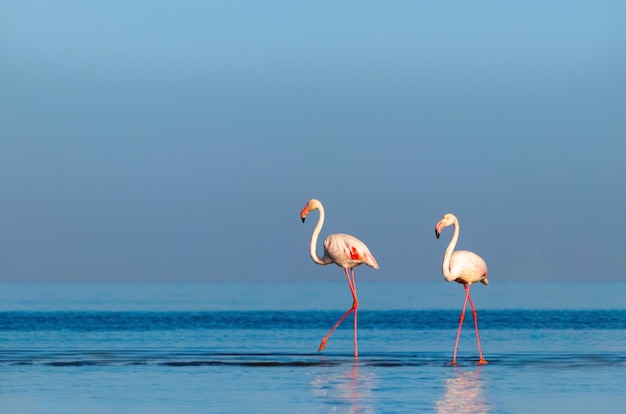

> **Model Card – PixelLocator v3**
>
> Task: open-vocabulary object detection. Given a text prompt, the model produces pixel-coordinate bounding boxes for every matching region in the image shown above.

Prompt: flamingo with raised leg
[435,213,488,365]
[301,198,379,358]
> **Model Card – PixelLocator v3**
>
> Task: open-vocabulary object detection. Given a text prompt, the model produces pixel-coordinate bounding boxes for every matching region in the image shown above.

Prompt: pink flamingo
[435,213,488,365]
[301,198,379,358]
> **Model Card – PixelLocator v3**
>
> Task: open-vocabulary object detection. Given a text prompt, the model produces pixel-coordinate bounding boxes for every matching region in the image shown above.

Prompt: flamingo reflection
[311,361,376,413]
[435,368,491,414]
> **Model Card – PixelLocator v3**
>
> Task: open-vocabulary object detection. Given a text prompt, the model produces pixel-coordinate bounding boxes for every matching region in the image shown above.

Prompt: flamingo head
[301,198,321,223]
[435,213,458,239]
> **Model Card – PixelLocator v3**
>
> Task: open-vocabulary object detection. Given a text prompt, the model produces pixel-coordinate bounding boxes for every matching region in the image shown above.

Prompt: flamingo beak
[300,206,309,223]
[435,221,443,239]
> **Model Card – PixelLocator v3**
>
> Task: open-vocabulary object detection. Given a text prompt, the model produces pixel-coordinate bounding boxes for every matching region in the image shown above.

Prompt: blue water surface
[1,282,625,413]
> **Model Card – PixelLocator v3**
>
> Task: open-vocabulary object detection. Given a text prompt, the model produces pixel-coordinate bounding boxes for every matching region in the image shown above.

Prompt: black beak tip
[301,217,305,223]
[435,230,440,239]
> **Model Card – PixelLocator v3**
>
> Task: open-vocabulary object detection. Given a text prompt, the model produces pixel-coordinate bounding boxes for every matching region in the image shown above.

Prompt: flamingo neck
[442,220,459,282]
[310,204,331,265]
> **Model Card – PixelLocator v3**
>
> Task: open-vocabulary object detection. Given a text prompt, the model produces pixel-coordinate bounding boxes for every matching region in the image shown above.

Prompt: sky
[1,1,625,283]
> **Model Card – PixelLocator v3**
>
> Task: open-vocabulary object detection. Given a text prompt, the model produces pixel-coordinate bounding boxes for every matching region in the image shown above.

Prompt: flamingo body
[435,213,488,365]
[301,198,378,358]
[323,233,379,270]
[447,250,488,285]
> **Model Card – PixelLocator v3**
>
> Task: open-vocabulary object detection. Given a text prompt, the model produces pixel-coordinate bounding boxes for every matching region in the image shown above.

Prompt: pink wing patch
[348,246,361,260]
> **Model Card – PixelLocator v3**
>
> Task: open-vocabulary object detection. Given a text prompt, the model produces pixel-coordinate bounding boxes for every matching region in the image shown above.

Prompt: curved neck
[442,220,459,281]
[310,204,330,265]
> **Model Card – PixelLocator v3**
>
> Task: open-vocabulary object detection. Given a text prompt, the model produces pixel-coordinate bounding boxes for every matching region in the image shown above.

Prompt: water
[1,282,625,413]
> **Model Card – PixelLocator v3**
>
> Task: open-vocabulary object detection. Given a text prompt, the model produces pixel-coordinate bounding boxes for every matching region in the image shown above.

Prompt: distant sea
[1,282,625,413]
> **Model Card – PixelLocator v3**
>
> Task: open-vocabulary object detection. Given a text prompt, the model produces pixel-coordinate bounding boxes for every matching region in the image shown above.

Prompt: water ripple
[1,310,625,331]
[1,350,625,368]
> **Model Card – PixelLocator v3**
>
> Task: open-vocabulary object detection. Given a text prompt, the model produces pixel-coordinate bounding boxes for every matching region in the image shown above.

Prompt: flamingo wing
[449,250,488,285]
[323,233,379,269]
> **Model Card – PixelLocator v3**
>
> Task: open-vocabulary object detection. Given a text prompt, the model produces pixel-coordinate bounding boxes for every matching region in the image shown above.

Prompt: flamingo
[301,198,379,358]
[435,213,488,365]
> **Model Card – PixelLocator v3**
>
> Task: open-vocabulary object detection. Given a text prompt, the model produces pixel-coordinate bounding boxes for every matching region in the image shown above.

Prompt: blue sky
[1,1,625,282]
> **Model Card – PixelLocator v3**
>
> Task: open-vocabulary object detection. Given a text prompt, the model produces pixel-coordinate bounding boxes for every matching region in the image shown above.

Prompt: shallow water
[1,282,625,413]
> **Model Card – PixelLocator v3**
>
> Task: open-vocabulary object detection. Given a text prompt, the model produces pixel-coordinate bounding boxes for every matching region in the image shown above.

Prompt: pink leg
[351,268,358,358]
[452,284,471,365]
[318,267,359,358]
[466,286,488,365]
